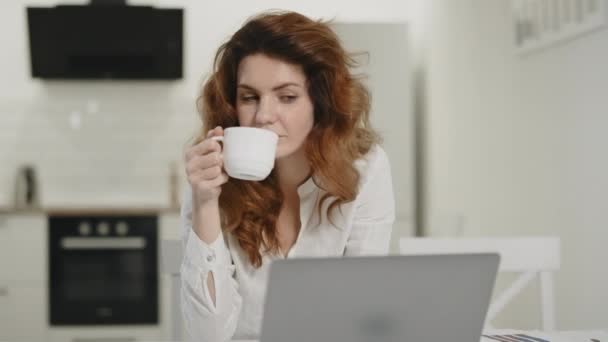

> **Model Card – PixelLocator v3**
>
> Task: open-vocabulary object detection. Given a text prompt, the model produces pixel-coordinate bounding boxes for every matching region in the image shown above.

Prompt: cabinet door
[160,212,181,240]
[0,215,11,281]
[0,214,46,283]
[159,213,185,340]
[0,282,46,340]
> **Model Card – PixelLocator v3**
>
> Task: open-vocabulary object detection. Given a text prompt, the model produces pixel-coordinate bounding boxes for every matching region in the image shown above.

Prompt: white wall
[333,23,415,249]
[415,0,608,330]
[0,0,409,208]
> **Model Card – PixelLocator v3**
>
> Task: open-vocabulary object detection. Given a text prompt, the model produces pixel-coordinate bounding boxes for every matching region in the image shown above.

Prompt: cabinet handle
[0,286,8,297]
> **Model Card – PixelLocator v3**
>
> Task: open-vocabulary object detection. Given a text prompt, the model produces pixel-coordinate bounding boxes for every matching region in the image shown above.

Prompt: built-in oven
[49,214,158,325]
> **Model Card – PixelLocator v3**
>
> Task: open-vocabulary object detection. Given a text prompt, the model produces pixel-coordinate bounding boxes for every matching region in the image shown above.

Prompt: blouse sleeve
[344,146,396,256]
[180,185,243,341]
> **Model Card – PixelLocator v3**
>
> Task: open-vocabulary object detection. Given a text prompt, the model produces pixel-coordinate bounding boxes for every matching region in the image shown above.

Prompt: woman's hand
[185,126,229,207]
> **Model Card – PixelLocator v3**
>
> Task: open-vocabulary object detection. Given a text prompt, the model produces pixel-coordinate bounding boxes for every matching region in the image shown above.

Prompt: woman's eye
[240,95,258,102]
[280,95,297,103]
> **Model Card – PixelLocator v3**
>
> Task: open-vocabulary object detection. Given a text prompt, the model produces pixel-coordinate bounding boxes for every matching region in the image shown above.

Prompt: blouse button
[206,251,216,263]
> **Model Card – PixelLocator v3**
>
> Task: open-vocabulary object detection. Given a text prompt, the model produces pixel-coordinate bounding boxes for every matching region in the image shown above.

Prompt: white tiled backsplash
[0,84,200,208]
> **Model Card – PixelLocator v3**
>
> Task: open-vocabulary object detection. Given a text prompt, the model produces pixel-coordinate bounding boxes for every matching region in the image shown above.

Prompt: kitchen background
[1,0,607,341]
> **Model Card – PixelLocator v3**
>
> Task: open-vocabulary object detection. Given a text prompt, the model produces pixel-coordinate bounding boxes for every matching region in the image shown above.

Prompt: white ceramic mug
[211,127,279,181]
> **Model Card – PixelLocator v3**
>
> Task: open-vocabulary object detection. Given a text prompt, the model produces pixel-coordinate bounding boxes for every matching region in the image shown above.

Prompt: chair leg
[486,271,537,325]
[540,271,556,331]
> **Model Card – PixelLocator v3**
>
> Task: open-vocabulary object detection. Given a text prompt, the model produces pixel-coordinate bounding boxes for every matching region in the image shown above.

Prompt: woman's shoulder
[354,144,391,177]
[350,145,394,210]
[352,144,392,194]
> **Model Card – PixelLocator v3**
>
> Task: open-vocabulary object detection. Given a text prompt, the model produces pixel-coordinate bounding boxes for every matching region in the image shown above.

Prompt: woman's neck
[275,147,311,194]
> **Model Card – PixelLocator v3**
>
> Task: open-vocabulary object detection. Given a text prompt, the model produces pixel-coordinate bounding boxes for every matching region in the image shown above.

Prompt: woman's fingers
[184,126,228,203]
[186,152,223,178]
[186,138,222,161]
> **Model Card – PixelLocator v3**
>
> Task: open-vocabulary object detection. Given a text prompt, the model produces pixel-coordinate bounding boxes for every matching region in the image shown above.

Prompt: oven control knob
[78,222,92,235]
[97,222,111,236]
[115,221,129,235]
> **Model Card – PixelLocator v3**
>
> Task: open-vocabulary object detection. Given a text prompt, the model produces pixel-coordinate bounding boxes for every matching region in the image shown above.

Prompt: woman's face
[236,53,314,159]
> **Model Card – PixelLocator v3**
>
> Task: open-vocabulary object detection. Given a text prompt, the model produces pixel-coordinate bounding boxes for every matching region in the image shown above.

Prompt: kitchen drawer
[0,282,46,340]
[0,214,47,282]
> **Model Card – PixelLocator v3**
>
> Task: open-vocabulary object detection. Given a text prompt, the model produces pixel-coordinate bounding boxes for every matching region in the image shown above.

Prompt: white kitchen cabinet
[0,213,47,282]
[158,211,187,340]
[160,211,181,240]
[160,274,177,341]
[0,213,47,341]
[0,215,10,278]
[159,212,182,340]
[0,282,47,341]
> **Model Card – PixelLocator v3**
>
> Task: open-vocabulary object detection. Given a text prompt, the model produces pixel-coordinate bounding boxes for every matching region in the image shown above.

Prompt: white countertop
[229,330,608,342]
[0,206,180,215]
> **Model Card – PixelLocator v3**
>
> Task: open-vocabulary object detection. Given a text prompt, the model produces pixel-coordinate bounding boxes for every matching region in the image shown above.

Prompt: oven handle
[61,237,146,250]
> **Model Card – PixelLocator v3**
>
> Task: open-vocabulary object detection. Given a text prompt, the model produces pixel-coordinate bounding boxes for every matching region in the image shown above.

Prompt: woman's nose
[254,97,279,126]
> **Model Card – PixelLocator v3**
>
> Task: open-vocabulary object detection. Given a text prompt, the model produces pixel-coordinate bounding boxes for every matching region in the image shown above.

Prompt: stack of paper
[481,329,608,342]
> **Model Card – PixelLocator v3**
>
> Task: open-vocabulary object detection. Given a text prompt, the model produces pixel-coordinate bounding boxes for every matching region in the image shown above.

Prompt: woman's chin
[275,146,294,160]
[275,140,306,160]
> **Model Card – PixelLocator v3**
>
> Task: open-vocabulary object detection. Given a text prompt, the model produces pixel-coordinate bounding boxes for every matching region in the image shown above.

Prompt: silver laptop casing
[260,254,499,342]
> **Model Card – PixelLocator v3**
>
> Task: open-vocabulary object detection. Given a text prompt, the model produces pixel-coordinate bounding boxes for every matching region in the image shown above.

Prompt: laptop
[260,254,499,342]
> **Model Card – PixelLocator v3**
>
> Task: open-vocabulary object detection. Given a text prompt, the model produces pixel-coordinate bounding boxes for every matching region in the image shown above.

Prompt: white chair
[161,239,184,341]
[399,237,560,331]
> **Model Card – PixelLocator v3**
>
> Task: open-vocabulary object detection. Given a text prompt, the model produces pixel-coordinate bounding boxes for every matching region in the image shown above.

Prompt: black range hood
[26,1,183,80]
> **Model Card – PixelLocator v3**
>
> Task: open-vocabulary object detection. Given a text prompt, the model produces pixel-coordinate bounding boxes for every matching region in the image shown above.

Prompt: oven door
[49,215,158,325]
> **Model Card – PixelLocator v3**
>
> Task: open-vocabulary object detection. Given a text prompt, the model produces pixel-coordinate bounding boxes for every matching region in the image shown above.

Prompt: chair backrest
[399,237,560,331]
[161,239,183,341]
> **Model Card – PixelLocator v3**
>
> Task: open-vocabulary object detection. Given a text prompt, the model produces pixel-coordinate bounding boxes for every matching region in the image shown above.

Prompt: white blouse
[180,145,395,342]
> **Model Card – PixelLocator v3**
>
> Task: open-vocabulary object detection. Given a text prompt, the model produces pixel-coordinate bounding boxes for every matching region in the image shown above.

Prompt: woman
[181,10,395,341]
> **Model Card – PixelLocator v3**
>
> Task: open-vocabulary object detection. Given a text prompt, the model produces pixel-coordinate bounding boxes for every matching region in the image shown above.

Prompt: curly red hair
[195,10,380,267]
